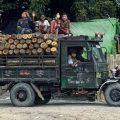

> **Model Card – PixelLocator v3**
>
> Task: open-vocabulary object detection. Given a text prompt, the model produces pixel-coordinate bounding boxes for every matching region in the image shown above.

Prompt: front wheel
[10,83,35,107]
[104,83,120,106]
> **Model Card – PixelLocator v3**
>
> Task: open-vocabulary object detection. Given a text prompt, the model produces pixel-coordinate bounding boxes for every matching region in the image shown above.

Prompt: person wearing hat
[17,11,32,34]
[35,15,50,34]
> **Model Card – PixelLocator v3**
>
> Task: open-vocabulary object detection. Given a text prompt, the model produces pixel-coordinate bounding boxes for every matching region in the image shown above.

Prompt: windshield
[92,44,105,62]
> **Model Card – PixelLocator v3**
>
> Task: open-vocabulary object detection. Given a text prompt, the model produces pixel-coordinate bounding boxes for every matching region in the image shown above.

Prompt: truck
[0,35,120,107]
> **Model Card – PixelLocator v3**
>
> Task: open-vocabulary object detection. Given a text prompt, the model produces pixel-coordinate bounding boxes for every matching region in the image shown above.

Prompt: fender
[98,79,119,101]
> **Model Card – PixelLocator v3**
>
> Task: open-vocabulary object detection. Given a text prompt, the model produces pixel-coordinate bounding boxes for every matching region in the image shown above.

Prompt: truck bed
[0,55,59,83]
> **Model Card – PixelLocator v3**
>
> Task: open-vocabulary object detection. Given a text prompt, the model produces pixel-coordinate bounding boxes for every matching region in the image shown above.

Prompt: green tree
[29,0,50,18]
[71,0,116,21]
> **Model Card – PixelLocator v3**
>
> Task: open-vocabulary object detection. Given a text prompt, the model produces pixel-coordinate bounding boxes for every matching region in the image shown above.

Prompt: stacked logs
[0,34,58,55]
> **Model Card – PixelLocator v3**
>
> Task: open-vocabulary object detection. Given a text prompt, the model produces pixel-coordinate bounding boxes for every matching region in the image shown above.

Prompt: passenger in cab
[35,15,50,34]
[17,11,32,34]
[68,50,80,67]
[50,13,61,34]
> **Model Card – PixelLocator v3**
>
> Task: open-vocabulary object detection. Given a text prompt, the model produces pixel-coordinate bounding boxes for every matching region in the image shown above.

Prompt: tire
[104,83,120,106]
[35,91,51,105]
[10,83,35,107]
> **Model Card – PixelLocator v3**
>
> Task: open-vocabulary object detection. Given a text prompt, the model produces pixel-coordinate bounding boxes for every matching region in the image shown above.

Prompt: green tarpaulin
[71,18,118,54]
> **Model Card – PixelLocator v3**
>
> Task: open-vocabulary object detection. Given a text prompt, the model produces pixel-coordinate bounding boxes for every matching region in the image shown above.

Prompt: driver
[68,50,79,67]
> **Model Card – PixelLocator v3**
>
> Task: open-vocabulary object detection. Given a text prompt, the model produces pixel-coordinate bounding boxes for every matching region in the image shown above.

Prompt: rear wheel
[35,91,51,105]
[10,83,35,107]
[104,83,120,106]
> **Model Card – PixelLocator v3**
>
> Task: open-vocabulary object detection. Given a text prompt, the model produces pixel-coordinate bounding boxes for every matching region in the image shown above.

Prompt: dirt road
[0,93,120,120]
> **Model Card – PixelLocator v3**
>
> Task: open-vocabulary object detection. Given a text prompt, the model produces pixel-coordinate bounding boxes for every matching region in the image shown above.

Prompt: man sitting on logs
[17,11,33,34]
[35,15,50,34]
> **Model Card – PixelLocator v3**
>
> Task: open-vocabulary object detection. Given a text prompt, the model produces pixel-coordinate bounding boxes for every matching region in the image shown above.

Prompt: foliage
[29,0,50,18]
[71,0,117,21]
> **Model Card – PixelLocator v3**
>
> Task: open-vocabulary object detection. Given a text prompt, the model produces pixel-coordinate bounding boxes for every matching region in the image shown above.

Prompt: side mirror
[101,47,107,61]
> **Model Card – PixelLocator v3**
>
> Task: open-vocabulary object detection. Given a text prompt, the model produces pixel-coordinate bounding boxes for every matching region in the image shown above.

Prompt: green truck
[0,35,120,107]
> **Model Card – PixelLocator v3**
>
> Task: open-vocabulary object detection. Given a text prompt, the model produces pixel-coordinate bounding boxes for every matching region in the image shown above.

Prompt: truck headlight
[111,69,116,78]
[96,72,101,79]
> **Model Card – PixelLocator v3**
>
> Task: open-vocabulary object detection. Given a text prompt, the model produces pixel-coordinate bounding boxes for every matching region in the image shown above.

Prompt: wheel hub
[110,89,120,102]
[17,90,27,102]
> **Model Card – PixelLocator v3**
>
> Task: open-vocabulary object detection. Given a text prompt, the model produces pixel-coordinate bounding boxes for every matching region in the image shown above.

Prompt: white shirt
[35,20,50,27]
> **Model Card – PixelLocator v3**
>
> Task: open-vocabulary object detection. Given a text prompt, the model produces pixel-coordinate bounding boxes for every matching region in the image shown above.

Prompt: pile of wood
[0,34,58,55]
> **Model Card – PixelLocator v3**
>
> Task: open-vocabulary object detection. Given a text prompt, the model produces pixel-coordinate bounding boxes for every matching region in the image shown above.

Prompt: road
[0,93,120,120]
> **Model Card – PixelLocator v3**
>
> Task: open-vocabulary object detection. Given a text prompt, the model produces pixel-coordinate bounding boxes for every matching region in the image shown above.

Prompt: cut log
[40,42,48,49]
[32,38,37,43]
[8,38,14,44]
[51,47,57,55]
[32,49,37,55]
[0,42,5,50]
[37,38,43,44]
[44,34,49,39]
[34,43,39,48]
[37,48,43,54]
[0,50,3,55]
[46,39,52,45]
[20,39,26,44]
[22,34,28,39]
[51,41,57,47]
[5,43,10,49]
[26,39,31,44]
[20,49,26,54]
[29,44,34,49]
[16,34,22,40]
[45,47,51,54]
[26,49,31,55]
[14,49,19,55]
[9,50,14,55]
[22,43,28,49]
[27,34,32,39]
[17,44,23,49]
[14,40,19,45]
[10,44,16,50]
[3,49,9,55]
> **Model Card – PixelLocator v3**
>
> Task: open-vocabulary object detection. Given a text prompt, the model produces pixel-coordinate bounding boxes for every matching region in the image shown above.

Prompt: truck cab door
[60,41,96,89]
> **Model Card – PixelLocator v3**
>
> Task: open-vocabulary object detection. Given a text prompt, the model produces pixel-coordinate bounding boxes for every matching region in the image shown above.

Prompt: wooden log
[44,34,49,39]
[45,47,51,54]
[23,43,28,49]
[20,39,26,44]
[32,38,37,43]
[32,49,37,55]
[9,50,14,55]
[11,34,16,40]
[14,49,19,55]
[40,42,48,49]
[46,39,52,45]
[37,38,43,44]
[3,49,9,55]
[17,44,23,49]
[8,38,14,44]
[37,48,43,54]
[34,43,39,48]
[29,44,34,49]
[14,40,19,45]
[16,34,22,40]
[0,50,3,55]
[0,42,5,50]
[51,47,57,55]
[10,44,16,50]
[26,49,31,55]
[26,39,31,44]
[20,49,26,54]
[22,34,28,39]
[51,41,57,47]
[4,43,10,49]
[27,34,32,39]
